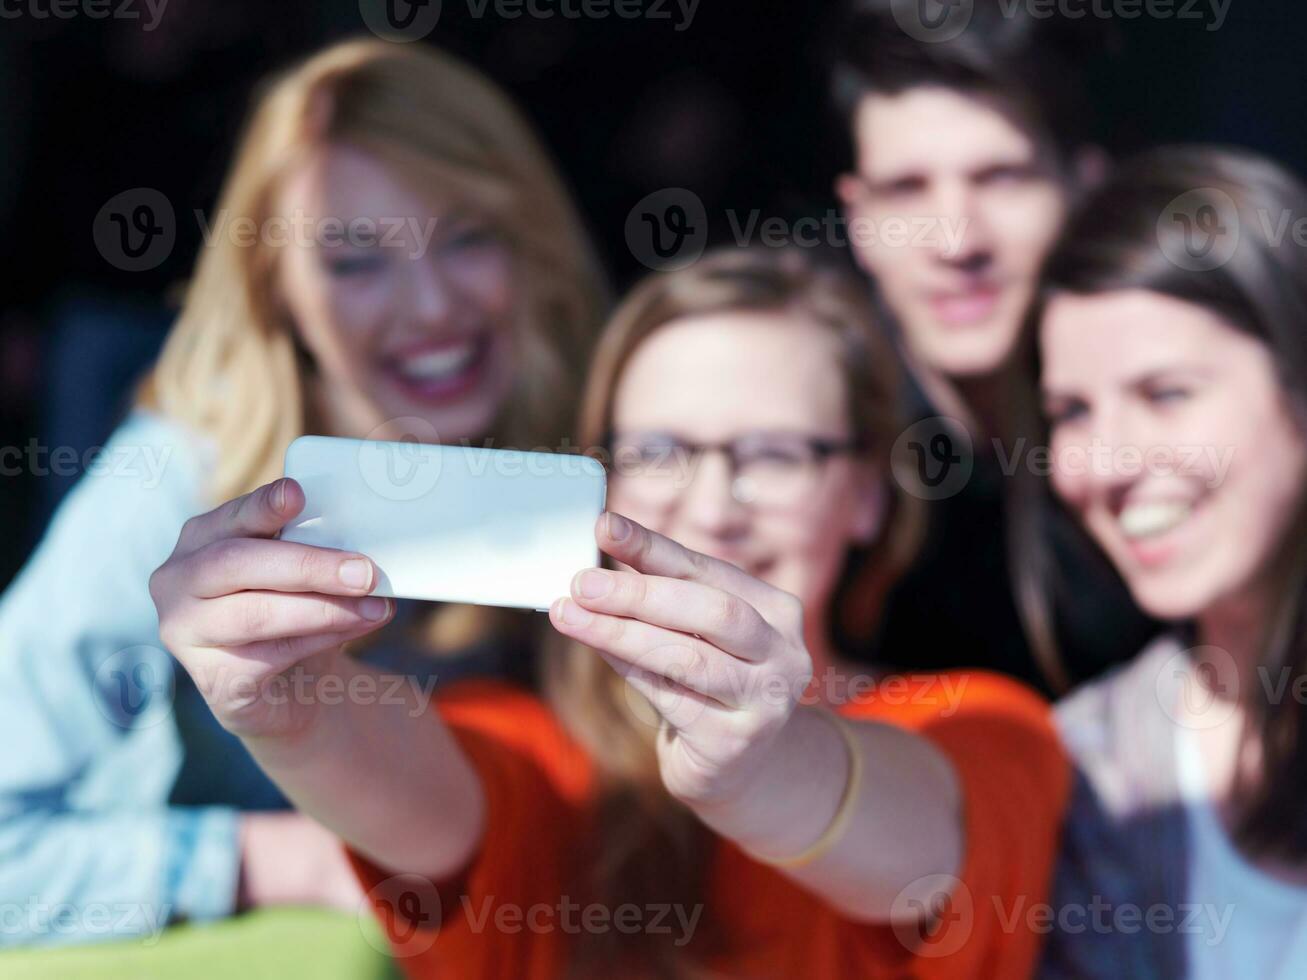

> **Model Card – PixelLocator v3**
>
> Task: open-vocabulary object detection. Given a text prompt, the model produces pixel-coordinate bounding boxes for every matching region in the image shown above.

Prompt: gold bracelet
[748,708,864,870]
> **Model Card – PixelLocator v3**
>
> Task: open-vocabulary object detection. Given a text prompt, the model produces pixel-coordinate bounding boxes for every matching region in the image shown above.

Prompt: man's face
[838,85,1070,379]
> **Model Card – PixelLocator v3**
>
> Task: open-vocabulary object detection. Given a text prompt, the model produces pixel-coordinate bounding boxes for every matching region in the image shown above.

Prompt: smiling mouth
[1119,500,1194,540]
[382,333,493,404]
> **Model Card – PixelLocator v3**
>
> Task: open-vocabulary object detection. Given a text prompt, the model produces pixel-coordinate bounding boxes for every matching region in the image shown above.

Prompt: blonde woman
[153,247,1068,977]
[0,39,605,946]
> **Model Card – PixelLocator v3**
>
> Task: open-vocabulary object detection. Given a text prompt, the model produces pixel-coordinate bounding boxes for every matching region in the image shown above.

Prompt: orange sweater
[351,671,1069,979]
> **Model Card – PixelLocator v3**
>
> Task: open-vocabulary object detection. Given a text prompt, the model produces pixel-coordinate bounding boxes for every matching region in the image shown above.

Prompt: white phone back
[281,435,607,611]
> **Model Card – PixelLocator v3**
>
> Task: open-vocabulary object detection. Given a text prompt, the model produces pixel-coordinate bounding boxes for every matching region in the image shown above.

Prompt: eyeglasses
[606,430,863,509]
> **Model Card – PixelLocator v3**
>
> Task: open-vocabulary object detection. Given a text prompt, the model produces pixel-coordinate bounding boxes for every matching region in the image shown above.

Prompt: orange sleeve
[687,673,1070,979]
[348,680,594,980]
[865,672,1072,980]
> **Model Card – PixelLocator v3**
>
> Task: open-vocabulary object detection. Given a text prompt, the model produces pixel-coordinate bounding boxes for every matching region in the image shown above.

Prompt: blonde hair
[138,38,607,503]
[541,246,919,976]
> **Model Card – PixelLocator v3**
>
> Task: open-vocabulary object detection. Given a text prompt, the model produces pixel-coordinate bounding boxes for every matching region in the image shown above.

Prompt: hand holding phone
[150,477,396,739]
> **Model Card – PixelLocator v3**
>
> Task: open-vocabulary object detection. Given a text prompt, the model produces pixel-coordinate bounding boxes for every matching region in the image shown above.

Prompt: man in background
[830,0,1157,690]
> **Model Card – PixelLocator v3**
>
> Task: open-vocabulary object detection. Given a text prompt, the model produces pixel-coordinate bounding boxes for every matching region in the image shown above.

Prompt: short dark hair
[830,0,1103,160]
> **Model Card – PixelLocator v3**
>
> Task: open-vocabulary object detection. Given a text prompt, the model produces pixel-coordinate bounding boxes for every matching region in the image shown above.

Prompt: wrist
[689,706,845,851]
[679,710,799,815]
[239,811,355,910]
[239,812,301,908]
[744,708,863,868]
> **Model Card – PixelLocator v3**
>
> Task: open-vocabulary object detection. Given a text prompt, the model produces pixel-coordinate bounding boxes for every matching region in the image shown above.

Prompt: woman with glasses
[152,246,1068,977]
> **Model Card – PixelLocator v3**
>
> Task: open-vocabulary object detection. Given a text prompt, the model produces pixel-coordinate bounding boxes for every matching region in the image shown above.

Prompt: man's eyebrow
[860,168,926,189]
[969,155,1040,173]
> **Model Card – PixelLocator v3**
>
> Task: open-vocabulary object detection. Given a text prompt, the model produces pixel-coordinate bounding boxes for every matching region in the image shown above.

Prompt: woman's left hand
[549,511,814,807]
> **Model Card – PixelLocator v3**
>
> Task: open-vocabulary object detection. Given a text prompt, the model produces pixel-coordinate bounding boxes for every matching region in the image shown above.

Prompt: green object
[0,908,401,980]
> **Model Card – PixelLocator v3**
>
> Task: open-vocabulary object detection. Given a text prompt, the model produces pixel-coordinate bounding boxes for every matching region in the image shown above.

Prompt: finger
[189,591,393,647]
[178,479,305,555]
[184,538,378,600]
[596,650,721,733]
[226,623,388,676]
[568,568,773,662]
[596,512,776,609]
[550,598,745,706]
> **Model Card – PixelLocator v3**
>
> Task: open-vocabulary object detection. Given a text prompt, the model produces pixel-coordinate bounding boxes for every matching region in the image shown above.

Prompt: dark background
[1,0,1303,587]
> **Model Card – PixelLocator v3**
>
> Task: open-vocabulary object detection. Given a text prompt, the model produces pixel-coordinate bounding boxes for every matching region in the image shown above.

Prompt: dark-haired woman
[1023,146,1307,978]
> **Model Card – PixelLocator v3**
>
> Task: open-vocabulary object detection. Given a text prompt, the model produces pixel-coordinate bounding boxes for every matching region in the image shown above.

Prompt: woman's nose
[1082,403,1153,495]
[409,261,455,325]
[682,451,749,537]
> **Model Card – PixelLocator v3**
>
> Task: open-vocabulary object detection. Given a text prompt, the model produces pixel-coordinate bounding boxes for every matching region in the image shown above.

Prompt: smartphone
[281,435,607,611]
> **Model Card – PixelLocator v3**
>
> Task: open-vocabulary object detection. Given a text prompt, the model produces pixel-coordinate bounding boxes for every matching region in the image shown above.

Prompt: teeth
[1120,501,1192,539]
[396,343,476,381]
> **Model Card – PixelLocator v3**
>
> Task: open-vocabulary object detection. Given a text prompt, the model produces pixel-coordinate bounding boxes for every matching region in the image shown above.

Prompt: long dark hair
[1010,144,1307,857]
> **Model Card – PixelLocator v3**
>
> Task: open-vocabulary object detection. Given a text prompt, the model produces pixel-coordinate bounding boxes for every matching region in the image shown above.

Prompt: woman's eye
[323,252,385,278]
[873,177,926,200]
[976,164,1035,186]
[1044,402,1087,427]
[617,439,682,468]
[443,227,497,251]
[1148,386,1191,405]
[741,445,809,469]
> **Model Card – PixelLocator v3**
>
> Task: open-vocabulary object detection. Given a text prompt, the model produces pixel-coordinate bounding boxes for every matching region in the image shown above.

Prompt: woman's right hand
[150,477,396,741]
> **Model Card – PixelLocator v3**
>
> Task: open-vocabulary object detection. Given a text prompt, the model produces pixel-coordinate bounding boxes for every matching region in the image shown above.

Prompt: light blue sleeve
[0,412,242,948]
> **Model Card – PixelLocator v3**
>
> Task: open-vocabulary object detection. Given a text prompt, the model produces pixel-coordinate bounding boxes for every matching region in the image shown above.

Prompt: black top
[859,382,1163,696]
